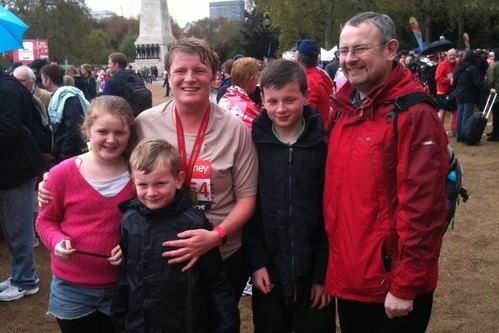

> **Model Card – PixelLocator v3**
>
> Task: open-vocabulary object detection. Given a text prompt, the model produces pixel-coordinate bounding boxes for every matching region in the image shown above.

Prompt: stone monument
[132,0,176,73]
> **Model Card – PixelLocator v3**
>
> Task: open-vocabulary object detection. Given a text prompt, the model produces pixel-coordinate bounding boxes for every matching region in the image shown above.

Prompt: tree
[184,17,245,62]
[241,9,279,59]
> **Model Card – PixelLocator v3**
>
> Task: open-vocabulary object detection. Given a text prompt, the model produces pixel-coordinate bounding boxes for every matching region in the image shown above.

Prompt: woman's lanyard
[175,105,211,190]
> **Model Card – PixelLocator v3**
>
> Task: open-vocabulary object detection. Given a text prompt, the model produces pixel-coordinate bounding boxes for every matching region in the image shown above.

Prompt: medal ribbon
[175,104,211,190]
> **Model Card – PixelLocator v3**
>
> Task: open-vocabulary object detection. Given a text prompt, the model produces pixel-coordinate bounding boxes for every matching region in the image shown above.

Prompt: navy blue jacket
[112,190,239,333]
[244,106,329,297]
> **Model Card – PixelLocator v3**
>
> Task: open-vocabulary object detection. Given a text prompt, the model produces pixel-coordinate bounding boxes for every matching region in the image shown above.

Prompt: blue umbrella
[0,5,29,53]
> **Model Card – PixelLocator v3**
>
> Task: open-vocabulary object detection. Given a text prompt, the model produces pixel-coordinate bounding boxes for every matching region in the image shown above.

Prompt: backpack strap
[386,92,436,139]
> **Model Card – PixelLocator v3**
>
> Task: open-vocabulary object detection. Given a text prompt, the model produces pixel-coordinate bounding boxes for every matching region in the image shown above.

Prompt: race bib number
[189,159,212,212]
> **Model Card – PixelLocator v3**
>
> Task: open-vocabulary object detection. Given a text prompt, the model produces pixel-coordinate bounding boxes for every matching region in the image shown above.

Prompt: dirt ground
[0,81,498,333]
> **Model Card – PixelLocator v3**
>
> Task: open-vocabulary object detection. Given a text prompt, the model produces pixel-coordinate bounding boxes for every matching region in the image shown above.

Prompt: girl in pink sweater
[36,95,137,333]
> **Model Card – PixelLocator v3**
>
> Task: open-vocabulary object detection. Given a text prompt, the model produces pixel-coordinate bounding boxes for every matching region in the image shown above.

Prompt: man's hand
[384,292,414,319]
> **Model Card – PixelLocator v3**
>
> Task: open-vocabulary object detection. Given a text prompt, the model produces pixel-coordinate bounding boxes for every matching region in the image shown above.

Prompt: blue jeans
[0,178,38,289]
[456,102,475,139]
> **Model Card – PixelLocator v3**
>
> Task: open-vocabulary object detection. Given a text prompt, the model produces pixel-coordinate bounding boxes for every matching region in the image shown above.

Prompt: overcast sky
[84,0,211,27]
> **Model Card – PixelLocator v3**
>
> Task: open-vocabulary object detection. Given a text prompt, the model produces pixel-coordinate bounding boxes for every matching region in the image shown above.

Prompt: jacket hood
[252,105,325,146]
[119,189,192,218]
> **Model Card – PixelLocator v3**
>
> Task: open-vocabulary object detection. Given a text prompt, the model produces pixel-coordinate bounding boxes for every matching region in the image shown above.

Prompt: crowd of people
[1,9,498,333]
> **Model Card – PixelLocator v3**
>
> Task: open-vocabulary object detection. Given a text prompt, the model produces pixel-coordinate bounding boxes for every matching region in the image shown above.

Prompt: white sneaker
[0,277,40,292]
[242,281,253,296]
[0,278,11,292]
[33,238,40,248]
[0,285,39,301]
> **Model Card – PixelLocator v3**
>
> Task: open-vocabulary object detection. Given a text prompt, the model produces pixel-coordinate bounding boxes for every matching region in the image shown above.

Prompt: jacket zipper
[288,147,297,303]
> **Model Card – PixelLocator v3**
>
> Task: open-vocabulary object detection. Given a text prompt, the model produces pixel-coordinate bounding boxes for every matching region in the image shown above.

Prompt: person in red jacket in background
[435,48,458,135]
[323,12,448,333]
[294,39,335,126]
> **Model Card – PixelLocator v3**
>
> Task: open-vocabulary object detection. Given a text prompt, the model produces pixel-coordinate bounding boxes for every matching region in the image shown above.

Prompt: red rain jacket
[324,63,448,303]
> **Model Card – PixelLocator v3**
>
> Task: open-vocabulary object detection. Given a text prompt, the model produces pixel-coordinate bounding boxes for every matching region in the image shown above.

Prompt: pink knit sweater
[36,157,134,288]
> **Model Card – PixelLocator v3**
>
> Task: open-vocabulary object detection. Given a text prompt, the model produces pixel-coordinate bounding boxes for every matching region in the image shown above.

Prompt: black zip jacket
[244,106,329,297]
[0,73,45,189]
[112,190,239,333]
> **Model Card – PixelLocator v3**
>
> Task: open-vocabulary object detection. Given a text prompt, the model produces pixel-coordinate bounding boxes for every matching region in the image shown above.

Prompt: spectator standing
[245,59,335,333]
[0,71,45,302]
[486,48,499,141]
[435,48,458,126]
[80,64,97,100]
[29,58,49,89]
[453,50,484,141]
[13,65,52,110]
[294,39,335,126]
[41,64,89,163]
[324,12,448,333]
[162,70,171,97]
[102,53,145,99]
[218,57,261,130]
[65,65,91,101]
[216,59,235,103]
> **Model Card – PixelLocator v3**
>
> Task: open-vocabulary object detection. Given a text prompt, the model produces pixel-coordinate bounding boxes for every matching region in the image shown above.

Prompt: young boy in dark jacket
[244,59,335,332]
[112,138,239,333]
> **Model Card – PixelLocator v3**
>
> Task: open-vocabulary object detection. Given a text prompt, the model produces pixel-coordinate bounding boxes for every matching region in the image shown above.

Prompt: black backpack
[388,92,470,232]
[116,73,152,117]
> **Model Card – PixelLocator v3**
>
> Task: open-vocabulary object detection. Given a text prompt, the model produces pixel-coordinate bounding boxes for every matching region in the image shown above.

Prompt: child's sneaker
[0,285,39,301]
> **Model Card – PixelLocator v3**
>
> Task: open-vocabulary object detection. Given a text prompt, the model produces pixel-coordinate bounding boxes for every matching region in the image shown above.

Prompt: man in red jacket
[294,39,335,126]
[323,12,448,333]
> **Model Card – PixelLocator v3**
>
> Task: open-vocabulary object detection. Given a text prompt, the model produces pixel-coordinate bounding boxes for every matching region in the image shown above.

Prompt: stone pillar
[133,0,176,73]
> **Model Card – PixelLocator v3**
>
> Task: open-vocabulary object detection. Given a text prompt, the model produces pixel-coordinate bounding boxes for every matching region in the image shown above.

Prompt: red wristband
[213,226,228,245]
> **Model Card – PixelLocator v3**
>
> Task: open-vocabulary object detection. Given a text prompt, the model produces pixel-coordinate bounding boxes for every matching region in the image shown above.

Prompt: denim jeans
[0,177,38,289]
[456,102,475,139]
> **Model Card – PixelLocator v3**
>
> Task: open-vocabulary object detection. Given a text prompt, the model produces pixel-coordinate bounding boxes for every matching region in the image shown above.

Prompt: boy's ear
[177,171,186,189]
[304,89,310,102]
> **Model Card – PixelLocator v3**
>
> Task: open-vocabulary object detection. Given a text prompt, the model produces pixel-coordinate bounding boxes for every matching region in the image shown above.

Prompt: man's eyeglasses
[339,44,385,57]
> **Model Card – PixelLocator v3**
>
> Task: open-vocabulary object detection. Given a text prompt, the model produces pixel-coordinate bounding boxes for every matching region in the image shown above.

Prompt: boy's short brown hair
[259,59,308,95]
[130,138,182,177]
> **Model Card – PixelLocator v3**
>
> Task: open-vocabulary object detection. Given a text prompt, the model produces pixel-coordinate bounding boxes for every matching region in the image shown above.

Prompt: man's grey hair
[13,65,36,82]
[344,12,397,44]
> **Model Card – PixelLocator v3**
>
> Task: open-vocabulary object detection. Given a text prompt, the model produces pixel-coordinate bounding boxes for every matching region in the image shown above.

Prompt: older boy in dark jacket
[244,59,335,333]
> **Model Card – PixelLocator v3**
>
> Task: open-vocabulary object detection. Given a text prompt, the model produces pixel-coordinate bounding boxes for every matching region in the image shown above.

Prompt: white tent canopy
[321,46,337,61]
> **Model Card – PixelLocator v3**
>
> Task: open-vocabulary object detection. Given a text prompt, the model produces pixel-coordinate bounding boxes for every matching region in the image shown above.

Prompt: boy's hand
[384,292,413,319]
[310,283,331,309]
[108,244,122,266]
[38,172,52,207]
[54,239,76,261]
[162,229,220,272]
[252,267,274,294]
